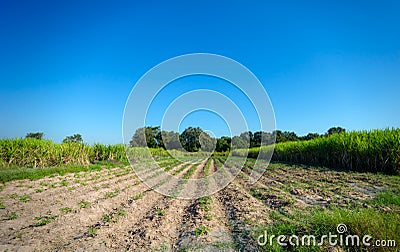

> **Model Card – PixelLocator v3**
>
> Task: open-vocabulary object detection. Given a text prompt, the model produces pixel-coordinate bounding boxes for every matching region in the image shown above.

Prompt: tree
[273,130,299,143]
[216,136,231,152]
[199,131,216,152]
[253,131,275,147]
[26,132,44,140]
[130,126,160,148]
[159,131,182,150]
[180,127,204,152]
[240,131,253,147]
[63,134,83,143]
[231,136,249,149]
[302,133,320,141]
[327,127,346,136]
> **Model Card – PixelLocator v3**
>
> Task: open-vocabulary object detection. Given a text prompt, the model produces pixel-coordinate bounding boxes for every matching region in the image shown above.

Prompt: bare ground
[0,158,396,251]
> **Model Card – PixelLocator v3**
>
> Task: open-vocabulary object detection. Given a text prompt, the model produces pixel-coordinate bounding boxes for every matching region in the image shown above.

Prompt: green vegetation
[62,133,83,144]
[0,199,6,209]
[4,212,18,220]
[194,224,210,236]
[183,164,198,179]
[25,132,43,140]
[368,191,400,207]
[8,193,18,199]
[59,207,73,214]
[104,189,119,199]
[103,214,111,222]
[88,227,98,237]
[34,215,56,226]
[254,206,399,251]
[0,164,104,183]
[19,194,31,202]
[0,138,127,168]
[78,200,91,208]
[233,128,400,175]
[117,209,126,216]
[155,209,165,216]
[198,196,212,212]
[132,193,143,200]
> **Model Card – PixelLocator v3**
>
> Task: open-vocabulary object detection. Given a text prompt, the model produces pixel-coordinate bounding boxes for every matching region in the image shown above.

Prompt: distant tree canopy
[63,134,83,143]
[130,126,160,148]
[180,127,215,152]
[216,136,231,152]
[327,127,346,135]
[26,132,44,140]
[129,126,345,152]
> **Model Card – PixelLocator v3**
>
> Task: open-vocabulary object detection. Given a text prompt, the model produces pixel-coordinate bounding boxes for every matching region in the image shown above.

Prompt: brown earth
[0,158,394,251]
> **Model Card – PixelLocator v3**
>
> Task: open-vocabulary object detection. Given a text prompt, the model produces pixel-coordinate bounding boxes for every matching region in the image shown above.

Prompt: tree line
[129,126,346,152]
[25,132,83,144]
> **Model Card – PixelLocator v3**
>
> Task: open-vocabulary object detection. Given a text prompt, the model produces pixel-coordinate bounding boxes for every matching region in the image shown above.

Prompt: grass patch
[0,199,6,209]
[8,193,18,199]
[60,180,69,186]
[194,224,210,236]
[183,164,197,180]
[14,232,25,239]
[19,194,31,202]
[117,209,126,216]
[34,215,56,226]
[155,209,165,216]
[369,191,400,207]
[198,196,212,212]
[171,163,191,176]
[104,189,119,199]
[88,227,98,237]
[4,212,18,220]
[254,206,399,251]
[78,200,91,208]
[0,164,104,183]
[103,214,111,222]
[132,193,143,200]
[59,207,73,214]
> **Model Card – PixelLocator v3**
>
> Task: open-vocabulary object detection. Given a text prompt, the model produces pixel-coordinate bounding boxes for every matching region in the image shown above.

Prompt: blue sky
[1,0,399,144]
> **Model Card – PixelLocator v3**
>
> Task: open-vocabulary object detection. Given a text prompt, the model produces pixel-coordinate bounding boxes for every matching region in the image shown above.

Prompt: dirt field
[0,157,398,251]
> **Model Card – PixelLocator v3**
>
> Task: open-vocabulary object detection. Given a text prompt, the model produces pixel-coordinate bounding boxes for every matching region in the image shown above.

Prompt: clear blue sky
[1,0,399,144]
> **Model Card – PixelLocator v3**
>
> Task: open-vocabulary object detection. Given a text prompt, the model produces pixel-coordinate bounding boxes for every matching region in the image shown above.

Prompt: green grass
[132,193,143,200]
[8,193,18,199]
[232,128,400,175]
[183,164,198,180]
[59,180,69,186]
[0,200,5,209]
[35,188,43,193]
[171,163,191,176]
[4,212,18,220]
[0,164,104,183]
[19,194,31,202]
[88,227,98,237]
[0,138,128,168]
[204,158,212,177]
[103,214,111,222]
[194,224,210,236]
[254,206,399,251]
[78,200,91,208]
[104,190,119,199]
[369,191,400,207]
[117,209,126,216]
[198,196,212,212]
[155,209,165,216]
[59,207,73,214]
[34,215,56,226]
